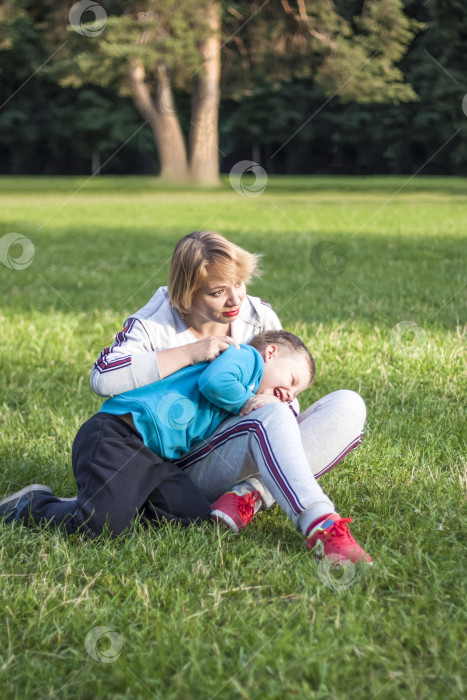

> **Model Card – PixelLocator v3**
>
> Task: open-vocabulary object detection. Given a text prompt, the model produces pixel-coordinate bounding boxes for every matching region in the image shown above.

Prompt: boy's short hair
[168,231,261,316]
[249,330,316,385]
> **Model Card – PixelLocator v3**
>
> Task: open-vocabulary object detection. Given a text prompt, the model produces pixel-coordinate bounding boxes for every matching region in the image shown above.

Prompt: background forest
[0,0,465,178]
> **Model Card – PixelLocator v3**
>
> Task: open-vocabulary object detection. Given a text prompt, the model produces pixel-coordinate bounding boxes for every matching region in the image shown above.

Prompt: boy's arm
[197,345,262,415]
[239,393,280,416]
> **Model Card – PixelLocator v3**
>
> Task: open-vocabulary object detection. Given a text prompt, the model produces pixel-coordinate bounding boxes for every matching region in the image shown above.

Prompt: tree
[4,1,422,182]
[400,0,467,171]
[271,0,467,176]
[219,0,423,172]
[51,0,220,183]
[222,0,420,103]
[0,1,157,175]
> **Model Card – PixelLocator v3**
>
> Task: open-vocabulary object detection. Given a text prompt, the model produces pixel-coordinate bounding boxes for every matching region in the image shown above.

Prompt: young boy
[99,329,314,461]
[0,331,313,536]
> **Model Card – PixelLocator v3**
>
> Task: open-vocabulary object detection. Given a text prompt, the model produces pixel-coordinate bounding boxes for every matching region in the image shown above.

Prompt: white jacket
[91,286,282,397]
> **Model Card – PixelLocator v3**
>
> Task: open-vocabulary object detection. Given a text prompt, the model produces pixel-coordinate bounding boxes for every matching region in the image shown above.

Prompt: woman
[90,231,371,563]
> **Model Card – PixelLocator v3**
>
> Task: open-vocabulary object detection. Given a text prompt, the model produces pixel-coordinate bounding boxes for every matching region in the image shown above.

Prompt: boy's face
[257,345,311,403]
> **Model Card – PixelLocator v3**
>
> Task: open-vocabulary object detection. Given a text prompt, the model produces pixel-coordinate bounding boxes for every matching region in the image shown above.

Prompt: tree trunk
[128,60,189,182]
[252,143,260,166]
[189,2,221,185]
[92,149,101,175]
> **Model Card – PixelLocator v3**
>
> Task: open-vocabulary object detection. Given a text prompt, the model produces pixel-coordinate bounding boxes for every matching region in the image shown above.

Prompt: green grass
[0,175,466,699]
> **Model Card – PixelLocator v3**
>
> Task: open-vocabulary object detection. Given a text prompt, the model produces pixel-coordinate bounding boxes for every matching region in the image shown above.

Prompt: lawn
[0,175,466,699]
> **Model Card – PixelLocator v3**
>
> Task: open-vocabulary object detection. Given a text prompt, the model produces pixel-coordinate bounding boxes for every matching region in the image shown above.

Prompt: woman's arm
[90,318,161,396]
[91,291,279,398]
[157,337,239,381]
[90,318,239,397]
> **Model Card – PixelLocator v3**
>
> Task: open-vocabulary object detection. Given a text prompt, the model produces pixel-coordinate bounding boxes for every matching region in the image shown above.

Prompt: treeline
[0,0,465,176]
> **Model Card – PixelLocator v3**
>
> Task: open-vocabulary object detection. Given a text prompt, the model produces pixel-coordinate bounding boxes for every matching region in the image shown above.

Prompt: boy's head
[248,331,315,403]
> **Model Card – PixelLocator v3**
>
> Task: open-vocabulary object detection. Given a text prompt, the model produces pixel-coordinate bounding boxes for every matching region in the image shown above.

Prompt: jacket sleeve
[197,346,259,415]
[90,318,162,397]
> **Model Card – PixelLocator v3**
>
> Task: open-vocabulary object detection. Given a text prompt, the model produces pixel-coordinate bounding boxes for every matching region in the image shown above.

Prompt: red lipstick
[222,308,240,318]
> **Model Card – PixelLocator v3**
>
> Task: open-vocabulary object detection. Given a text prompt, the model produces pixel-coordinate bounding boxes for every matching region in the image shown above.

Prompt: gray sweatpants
[175,390,366,536]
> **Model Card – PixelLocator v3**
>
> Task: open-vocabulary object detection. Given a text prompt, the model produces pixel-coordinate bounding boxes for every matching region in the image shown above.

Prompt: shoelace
[324,517,354,541]
[238,490,260,518]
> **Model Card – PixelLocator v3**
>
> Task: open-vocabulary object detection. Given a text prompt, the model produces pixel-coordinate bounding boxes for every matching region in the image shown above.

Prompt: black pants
[14,413,213,537]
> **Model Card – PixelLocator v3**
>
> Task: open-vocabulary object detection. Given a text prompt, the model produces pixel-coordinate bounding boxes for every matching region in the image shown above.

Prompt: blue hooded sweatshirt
[99,344,264,459]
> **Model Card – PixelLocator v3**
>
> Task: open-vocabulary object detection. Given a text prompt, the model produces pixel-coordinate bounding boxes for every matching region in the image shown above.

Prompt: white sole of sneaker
[0,484,53,507]
[211,510,239,534]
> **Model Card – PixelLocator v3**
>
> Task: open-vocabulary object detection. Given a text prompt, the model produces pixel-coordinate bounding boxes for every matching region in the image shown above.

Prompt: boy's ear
[263,344,278,362]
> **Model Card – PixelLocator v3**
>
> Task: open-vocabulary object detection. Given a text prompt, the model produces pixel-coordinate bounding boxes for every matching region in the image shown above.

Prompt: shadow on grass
[1,174,466,195]
[1,221,464,331]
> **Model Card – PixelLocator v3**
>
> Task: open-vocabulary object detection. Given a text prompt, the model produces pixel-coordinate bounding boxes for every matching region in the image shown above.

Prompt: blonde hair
[168,231,261,315]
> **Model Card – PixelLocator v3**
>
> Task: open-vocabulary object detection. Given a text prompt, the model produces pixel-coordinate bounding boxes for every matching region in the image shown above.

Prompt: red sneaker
[306,515,372,565]
[211,490,261,533]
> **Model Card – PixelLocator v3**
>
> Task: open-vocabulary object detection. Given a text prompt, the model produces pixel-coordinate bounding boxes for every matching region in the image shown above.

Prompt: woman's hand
[189,336,240,364]
[239,394,280,417]
[157,338,239,379]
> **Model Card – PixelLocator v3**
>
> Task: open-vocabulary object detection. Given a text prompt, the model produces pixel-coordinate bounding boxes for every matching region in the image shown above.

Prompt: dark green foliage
[220,0,467,175]
[0,1,158,174]
[0,1,465,174]
[221,0,420,102]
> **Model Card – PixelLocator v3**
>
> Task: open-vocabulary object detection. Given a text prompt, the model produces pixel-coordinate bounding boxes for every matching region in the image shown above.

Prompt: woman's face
[189,272,247,326]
